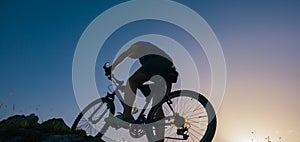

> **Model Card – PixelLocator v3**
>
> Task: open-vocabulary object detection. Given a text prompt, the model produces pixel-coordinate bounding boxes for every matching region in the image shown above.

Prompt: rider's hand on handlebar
[103,62,125,87]
[103,63,112,80]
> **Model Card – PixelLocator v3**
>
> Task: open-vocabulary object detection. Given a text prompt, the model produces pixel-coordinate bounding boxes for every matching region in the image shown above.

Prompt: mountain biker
[110,41,178,138]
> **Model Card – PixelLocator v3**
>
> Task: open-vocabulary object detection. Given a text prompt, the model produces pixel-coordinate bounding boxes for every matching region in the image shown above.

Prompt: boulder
[39,118,70,133]
[0,113,39,129]
[0,114,102,142]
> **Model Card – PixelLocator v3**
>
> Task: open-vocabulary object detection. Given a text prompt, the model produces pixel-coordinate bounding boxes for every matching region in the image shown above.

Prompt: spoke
[179,97,184,114]
[92,103,103,116]
[164,105,170,113]
[183,97,194,112]
[189,130,197,142]
[195,120,209,123]
[189,123,205,131]
[178,98,187,114]
[190,132,200,142]
[167,128,176,140]
[191,126,204,133]
[186,98,193,113]
[93,108,108,123]
[183,106,201,115]
[77,118,87,126]
[188,120,207,123]
[178,97,190,113]
[77,122,87,129]
[188,119,203,123]
[173,131,179,139]
[166,127,172,134]
[187,111,206,118]
[188,115,207,121]
[164,105,172,115]
[165,127,173,135]
[181,98,188,113]
[190,127,204,140]
[169,103,176,115]
[190,126,206,134]
[189,123,207,129]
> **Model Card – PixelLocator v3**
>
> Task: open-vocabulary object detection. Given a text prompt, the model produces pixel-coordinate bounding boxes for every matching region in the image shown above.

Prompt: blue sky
[1,0,300,141]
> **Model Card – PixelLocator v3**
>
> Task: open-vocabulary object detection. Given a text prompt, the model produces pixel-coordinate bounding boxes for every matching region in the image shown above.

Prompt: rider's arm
[111,45,139,71]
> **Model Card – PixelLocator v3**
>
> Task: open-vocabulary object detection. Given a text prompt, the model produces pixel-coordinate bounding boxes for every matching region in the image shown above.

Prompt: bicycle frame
[105,74,168,124]
[101,63,189,140]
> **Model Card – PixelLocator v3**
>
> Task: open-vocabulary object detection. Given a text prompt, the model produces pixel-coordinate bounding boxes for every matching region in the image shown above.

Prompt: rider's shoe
[105,113,134,129]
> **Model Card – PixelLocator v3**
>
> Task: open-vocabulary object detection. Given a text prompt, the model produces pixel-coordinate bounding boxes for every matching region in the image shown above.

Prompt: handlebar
[103,62,124,86]
[103,62,112,80]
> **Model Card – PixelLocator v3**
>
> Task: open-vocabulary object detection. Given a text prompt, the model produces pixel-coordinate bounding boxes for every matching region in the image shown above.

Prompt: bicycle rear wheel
[146,90,217,142]
[71,98,115,137]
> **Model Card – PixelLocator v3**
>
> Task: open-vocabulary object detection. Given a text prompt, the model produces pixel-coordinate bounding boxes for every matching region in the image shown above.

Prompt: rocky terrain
[0,114,102,142]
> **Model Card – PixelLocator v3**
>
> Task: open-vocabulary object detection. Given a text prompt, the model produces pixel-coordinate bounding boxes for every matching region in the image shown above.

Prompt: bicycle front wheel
[71,98,115,137]
[147,90,217,142]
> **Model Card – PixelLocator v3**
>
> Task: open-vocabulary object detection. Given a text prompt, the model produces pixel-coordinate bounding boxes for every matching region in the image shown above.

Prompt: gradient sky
[1,0,300,142]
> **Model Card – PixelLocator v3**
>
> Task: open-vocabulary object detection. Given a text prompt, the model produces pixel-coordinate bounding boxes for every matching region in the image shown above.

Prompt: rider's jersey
[131,41,173,65]
[139,54,173,66]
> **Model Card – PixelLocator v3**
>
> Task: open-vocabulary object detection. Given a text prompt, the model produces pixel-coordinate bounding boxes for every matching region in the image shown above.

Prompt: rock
[0,113,39,129]
[0,114,102,142]
[39,118,70,133]
[42,134,79,142]
[41,134,101,142]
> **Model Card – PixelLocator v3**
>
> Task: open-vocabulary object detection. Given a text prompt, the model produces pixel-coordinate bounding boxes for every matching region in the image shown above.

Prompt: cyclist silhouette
[72,41,217,141]
[110,41,178,133]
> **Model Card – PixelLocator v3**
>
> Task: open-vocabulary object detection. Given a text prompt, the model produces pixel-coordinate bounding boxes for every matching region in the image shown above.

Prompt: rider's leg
[152,92,165,142]
[123,71,149,116]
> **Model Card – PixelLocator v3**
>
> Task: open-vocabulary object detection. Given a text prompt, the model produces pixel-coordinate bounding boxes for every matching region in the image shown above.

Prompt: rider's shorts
[137,56,178,83]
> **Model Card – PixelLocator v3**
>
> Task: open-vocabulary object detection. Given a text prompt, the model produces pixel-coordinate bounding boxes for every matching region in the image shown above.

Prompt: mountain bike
[71,63,217,142]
